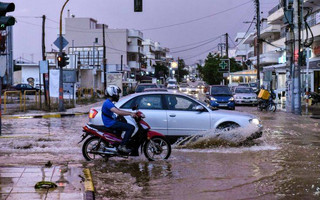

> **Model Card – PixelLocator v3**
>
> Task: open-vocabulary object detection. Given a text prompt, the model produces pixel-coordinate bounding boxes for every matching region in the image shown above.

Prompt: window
[121,95,163,110]
[136,95,163,109]
[165,95,200,111]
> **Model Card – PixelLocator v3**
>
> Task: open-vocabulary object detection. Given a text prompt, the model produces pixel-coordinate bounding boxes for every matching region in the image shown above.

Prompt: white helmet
[105,85,121,100]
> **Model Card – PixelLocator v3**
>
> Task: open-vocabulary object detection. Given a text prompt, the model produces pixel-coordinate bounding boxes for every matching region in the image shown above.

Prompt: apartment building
[241,1,320,97]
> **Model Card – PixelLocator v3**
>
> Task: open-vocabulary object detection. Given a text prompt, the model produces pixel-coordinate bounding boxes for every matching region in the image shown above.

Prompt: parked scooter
[79,108,171,161]
[257,89,277,112]
[308,92,320,105]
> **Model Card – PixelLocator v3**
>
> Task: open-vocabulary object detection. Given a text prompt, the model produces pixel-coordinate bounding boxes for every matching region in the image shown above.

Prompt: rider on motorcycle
[102,85,136,154]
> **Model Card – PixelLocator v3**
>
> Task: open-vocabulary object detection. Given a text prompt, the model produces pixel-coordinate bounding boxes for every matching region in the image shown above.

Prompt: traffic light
[57,53,63,67]
[134,0,142,12]
[57,52,69,67]
[63,52,69,67]
[0,2,15,30]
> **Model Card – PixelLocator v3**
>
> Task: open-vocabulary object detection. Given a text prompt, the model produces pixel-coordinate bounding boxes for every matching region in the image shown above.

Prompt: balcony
[145,53,155,59]
[235,49,247,57]
[249,51,282,66]
[127,45,143,53]
[128,61,140,69]
[142,39,155,47]
[128,29,143,39]
[243,33,255,44]
[260,24,281,39]
[268,6,284,24]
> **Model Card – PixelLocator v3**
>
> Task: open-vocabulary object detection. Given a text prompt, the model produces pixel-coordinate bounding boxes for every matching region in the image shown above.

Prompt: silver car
[88,92,262,142]
[233,87,258,105]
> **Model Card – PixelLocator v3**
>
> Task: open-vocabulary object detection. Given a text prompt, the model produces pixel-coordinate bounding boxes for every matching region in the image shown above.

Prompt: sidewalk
[0,165,94,200]
[2,100,105,119]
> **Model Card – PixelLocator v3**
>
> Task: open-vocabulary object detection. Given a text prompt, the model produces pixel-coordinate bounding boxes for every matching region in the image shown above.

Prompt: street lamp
[58,0,70,112]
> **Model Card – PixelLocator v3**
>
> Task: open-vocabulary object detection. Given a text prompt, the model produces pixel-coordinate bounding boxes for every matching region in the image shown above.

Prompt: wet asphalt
[0,102,320,199]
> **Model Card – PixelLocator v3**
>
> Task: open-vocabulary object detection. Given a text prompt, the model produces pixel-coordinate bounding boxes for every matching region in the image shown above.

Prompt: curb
[2,112,89,119]
[83,168,95,200]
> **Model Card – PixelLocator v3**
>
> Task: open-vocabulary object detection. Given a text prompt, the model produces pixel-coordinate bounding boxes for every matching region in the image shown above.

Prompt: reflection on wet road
[1,107,320,199]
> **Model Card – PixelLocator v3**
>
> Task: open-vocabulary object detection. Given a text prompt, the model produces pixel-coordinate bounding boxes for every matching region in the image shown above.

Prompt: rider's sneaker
[118,145,131,154]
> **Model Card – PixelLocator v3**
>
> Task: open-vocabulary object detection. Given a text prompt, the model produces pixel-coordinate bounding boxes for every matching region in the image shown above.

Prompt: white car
[233,87,258,105]
[88,92,263,143]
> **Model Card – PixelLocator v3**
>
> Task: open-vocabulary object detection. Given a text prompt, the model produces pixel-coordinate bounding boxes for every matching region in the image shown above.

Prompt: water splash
[174,124,261,149]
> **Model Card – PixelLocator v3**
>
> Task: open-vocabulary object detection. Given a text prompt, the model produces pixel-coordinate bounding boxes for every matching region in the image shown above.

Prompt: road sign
[219,59,230,72]
[54,36,69,50]
[0,55,6,77]
[39,60,48,74]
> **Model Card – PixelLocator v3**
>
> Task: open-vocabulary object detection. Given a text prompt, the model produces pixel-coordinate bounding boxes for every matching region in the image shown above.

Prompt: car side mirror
[195,105,205,112]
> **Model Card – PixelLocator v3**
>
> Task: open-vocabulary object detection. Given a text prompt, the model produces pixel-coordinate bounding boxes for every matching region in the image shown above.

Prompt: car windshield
[211,86,232,95]
[136,85,157,92]
[235,87,254,93]
[180,84,189,87]
[168,81,176,84]
[249,83,257,87]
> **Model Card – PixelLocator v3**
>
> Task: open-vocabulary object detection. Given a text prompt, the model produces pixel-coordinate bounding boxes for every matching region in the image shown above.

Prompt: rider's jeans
[110,121,135,146]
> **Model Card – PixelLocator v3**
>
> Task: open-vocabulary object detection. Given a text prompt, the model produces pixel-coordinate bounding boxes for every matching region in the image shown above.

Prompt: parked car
[143,88,168,92]
[233,87,258,106]
[135,83,159,93]
[238,83,250,87]
[189,76,196,82]
[179,83,189,93]
[6,83,40,94]
[88,91,263,143]
[206,85,235,110]
[249,82,258,93]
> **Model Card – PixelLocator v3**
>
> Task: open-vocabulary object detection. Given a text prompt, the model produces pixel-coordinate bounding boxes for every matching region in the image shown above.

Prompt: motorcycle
[257,92,277,112]
[79,109,171,161]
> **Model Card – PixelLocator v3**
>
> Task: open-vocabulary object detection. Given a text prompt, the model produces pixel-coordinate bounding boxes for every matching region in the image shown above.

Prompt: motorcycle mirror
[132,105,139,111]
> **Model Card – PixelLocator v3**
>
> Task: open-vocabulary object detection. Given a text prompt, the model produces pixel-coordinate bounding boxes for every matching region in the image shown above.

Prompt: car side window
[121,98,136,109]
[165,95,201,111]
[136,95,163,110]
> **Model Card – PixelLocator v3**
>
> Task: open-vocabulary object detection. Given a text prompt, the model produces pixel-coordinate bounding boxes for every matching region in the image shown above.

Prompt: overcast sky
[11,0,279,65]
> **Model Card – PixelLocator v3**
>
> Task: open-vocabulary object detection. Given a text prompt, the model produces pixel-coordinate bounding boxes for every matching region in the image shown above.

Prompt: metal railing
[3,91,22,114]
[23,90,39,111]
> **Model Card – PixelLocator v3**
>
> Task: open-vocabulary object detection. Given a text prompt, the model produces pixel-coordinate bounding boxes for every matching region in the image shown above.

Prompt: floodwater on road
[1,107,320,200]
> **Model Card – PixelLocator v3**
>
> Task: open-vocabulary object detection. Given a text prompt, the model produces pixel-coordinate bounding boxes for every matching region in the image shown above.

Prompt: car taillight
[89,109,98,119]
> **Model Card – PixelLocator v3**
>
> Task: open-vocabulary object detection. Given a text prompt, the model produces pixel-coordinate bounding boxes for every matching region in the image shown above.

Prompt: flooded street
[1,107,320,199]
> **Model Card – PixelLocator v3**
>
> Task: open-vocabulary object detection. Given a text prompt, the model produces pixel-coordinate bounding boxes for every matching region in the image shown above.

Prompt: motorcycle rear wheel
[268,104,276,112]
[143,137,171,161]
[82,137,110,161]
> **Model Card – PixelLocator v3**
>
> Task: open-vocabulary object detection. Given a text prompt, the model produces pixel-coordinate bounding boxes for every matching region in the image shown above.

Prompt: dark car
[206,85,235,110]
[7,83,39,94]
[135,83,159,93]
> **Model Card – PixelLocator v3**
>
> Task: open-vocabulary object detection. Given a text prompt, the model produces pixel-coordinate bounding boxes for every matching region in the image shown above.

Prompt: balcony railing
[268,3,283,16]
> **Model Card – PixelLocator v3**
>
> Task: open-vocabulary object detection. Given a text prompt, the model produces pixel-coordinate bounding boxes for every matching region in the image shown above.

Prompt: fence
[3,91,22,114]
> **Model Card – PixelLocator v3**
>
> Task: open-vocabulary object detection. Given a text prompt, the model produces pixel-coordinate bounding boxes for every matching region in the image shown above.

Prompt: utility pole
[284,0,295,113]
[40,15,46,110]
[102,24,107,96]
[177,57,180,82]
[293,0,301,115]
[225,33,229,58]
[255,0,261,90]
[121,55,123,72]
[58,0,69,112]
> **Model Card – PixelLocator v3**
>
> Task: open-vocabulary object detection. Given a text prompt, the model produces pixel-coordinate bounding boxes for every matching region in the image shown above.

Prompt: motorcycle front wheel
[143,137,171,161]
[82,136,109,161]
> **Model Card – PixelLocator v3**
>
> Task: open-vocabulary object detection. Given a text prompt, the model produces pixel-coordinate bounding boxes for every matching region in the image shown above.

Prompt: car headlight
[210,97,217,101]
[229,97,234,101]
[249,118,260,125]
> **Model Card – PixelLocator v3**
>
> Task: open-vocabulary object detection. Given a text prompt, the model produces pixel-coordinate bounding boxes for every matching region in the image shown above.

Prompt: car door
[164,94,211,136]
[120,94,168,135]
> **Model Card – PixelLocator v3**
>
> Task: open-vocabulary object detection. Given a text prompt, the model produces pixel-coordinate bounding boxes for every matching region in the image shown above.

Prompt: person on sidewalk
[102,85,136,154]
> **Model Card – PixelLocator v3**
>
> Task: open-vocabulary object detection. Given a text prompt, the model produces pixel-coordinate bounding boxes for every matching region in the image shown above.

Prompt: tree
[154,63,168,80]
[200,53,243,85]
[176,58,189,82]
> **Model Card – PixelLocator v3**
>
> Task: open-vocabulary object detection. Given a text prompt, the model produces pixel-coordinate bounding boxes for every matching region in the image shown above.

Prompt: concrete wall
[13,71,22,85]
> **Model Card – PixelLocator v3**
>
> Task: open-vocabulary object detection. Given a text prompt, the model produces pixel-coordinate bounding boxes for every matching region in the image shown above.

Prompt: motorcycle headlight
[229,97,234,101]
[210,97,217,101]
[249,118,260,125]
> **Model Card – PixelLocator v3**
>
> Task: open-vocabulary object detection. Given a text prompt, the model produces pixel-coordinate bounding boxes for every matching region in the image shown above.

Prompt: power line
[170,35,223,49]
[233,17,255,48]
[182,45,219,60]
[141,0,252,31]
[171,37,221,53]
